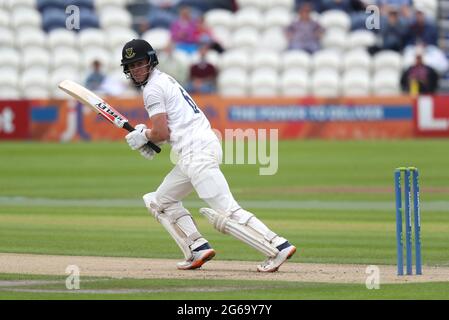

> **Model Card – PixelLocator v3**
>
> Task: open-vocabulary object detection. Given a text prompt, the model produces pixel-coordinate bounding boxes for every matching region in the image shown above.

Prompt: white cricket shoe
[177,243,216,270]
[257,241,296,272]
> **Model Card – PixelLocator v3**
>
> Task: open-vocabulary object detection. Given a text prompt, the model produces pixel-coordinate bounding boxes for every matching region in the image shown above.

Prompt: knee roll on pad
[143,193,203,260]
[200,208,279,257]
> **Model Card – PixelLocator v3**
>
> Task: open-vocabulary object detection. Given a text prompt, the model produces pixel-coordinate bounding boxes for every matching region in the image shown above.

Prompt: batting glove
[126,124,149,150]
[138,145,155,160]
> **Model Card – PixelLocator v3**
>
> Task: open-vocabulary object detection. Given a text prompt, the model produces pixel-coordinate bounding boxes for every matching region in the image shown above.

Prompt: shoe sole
[257,246,297,273]
[177,249,216,270]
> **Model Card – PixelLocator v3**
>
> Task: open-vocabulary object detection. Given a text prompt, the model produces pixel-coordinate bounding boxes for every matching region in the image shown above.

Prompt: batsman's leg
[143,165,215,270]
[185,141,296,272]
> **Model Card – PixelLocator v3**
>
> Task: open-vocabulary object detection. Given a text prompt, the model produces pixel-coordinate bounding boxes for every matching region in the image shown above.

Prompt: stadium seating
[281,50,311,72]
[42,7,67,32]
[78,28,106,49]
[219,50,251,70]
[342,70,371,96]
[20,68,50,99]
[251,51,281,71]
[141,28,171,51]
[16,27,47,50]
[312,49,341,72]
[280,69,309,97]
[321,29,347,52]
[0,27,15,48]
[372,70,401,96]
[11,6,42,29]
[22,47,51,70]
[0,48,21,70]
[0,0,445,99]
[230,26,260,50]
[343,49,372,73]
[249,68,279,97]
[0,8,10,28]
[48,28,77,50]
[51,47,81,70]
[234,7,263,29]
[312,68,340,97]
[263,7,293,29]
[373,51,402,73]
[259,27,288,52]
[218,68,249,96]
[347,30,377,51]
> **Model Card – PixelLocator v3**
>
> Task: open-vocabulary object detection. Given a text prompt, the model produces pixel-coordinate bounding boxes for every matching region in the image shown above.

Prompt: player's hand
[126,124,149,150]
[138,145,155,160]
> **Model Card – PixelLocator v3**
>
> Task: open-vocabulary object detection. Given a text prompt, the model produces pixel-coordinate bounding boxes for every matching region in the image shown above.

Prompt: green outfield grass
[1,140,449,299]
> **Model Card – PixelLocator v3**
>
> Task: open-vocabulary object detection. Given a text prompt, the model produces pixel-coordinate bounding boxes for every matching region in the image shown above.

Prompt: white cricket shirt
[142,69,218,156]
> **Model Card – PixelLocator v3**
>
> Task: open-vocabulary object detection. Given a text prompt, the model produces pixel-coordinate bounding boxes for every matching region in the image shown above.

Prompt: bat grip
[123,122,161,153]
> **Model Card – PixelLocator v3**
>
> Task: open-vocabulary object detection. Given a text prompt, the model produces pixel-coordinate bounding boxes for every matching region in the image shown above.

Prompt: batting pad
[143,193,204,260]
[200,208,279,257]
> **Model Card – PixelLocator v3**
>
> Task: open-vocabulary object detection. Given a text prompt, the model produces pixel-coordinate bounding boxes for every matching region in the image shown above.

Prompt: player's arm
[145,113,170,143]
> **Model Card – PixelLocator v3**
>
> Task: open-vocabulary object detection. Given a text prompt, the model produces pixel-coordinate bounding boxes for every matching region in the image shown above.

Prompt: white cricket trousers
[153,140,279,246]
[155,140,240,214]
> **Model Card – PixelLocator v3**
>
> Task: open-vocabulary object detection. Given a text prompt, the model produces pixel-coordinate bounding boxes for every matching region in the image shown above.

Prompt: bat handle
[123,122,162,153]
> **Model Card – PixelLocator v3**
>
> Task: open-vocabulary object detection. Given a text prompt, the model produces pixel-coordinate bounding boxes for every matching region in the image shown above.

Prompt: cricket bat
[58,79,161,153]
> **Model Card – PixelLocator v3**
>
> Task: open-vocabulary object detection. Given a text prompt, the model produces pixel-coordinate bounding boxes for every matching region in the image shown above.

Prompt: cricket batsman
[121,39,296,272]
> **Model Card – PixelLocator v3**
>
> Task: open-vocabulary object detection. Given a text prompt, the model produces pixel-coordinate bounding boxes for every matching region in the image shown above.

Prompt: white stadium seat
[105,27,139,50]
[48,29,77,50]
[16,27,47,49]
[250,68,279,97]
[22,47,50,70]
[271,0,295,10]
[414,0,437,19]
[372,70,400,96]
[0,8,10,28]
[347,30,377,50]
[11,7,42,29]
[99,7,132,29]
[8,0,37,10]
[0,88,21,99]
[251,51,281,70]
[259,27,288,52]
[204,9,235,30]
[234,7,263,29]
[263,7,293,29]
[312,69,340,97]
[20,68,50,98]
[321,29,347,52]
[280,69,309,97]
[342,70,371,96]
[142,28,171,50]
[0,67,19,91]
[49,67,82,98]
[190,50,220,68]
[373,50,402,72]
[52,47,81,70]
[22,87,50,99]
[343,49,372,73]
[281,50,311,71]
[0,27,15,47]
[0,48,21,69]
[218,68,249,97]
[95,0,128,10]
[319,10,351,32]
[210,26,232,50]
[219,49,251,70]
[258,0,276,11]
[78,28,107,49]
[312,50,341,72]
[236,0,265,10]
[231,27,260,50]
